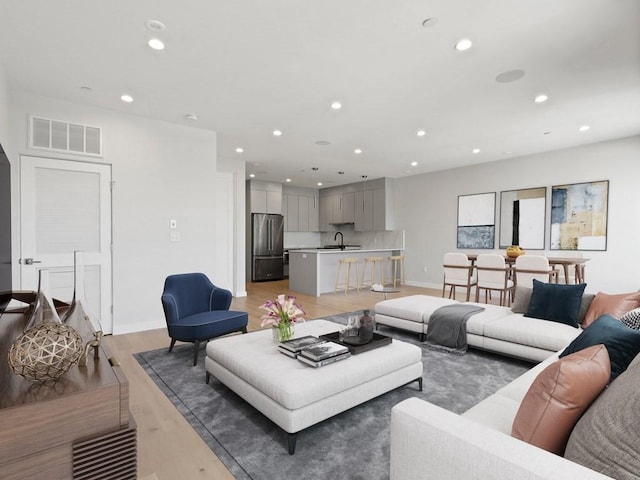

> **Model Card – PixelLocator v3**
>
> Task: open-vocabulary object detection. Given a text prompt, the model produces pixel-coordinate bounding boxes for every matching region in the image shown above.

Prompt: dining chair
[475,254,515,306]
[513,255,558,288]
[442,252,477,301]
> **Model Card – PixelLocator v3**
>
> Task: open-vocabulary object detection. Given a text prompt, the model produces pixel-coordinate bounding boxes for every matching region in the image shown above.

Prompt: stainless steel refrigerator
[252,213,284,281]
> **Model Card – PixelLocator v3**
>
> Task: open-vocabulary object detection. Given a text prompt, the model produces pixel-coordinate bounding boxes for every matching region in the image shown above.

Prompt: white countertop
[289,247,403,254]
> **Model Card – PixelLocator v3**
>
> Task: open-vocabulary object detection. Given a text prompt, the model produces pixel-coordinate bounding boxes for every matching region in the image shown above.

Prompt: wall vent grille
[29,115,102,157]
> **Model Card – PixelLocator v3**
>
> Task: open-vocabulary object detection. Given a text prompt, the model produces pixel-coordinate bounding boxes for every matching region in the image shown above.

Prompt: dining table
[465,254,589,284]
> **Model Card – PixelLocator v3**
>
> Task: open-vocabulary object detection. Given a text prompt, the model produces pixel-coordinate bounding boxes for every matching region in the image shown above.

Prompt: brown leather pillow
[511,344,610,455]
[582,291,640,327]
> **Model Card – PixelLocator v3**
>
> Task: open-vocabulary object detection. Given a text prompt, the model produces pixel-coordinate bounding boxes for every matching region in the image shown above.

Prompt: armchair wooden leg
[169,338,177,352]
[193,339,200,366]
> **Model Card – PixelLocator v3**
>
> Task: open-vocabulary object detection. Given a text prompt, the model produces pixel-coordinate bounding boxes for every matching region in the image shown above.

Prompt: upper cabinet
[354,178,395,231]
[282,186,320,232]
[318,178,393,231]
[247,180,283,214]
[319,185,356,227]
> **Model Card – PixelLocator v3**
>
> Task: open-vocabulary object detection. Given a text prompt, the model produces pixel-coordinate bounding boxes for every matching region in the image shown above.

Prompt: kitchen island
[289,248,403,296]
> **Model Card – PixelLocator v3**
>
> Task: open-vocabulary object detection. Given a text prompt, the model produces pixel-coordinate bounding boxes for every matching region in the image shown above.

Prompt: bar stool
[388,255,406,288]
[334,258,360,294]
[361,256,385,289]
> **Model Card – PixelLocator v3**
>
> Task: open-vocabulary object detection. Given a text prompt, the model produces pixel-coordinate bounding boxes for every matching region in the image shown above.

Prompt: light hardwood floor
[105,280,440,480]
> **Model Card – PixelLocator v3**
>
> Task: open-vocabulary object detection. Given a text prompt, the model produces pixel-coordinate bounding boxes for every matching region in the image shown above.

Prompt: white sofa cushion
[482,314,581,352]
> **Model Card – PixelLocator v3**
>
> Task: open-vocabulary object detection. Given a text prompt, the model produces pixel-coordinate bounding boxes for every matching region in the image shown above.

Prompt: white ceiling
[1,0,639,188]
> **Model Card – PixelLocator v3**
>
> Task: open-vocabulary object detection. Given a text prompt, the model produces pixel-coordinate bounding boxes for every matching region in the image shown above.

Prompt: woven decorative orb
[8,323,83,382]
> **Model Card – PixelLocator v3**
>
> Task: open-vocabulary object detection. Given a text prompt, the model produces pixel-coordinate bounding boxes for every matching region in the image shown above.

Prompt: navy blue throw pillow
[560,314,640,381]
[524,279,586,328]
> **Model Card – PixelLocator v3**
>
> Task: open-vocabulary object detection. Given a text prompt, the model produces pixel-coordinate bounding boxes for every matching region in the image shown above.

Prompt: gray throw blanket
[425,304,486,355]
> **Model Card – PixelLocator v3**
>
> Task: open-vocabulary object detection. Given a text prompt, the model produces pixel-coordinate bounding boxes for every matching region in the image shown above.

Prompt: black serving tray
[319,331,392,355]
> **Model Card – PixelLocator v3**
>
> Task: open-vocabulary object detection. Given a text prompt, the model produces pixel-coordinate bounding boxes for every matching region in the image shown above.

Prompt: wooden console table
[0,293,136,479]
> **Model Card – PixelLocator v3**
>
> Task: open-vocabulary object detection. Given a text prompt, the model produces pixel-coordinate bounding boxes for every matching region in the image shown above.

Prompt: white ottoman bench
[204,319,423,453]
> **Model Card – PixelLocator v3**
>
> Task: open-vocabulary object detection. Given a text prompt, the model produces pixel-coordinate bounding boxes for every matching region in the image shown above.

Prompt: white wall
[217,157,247,297]
[0,64,9,149]
[8,91,245,334]
[395,135,640,294]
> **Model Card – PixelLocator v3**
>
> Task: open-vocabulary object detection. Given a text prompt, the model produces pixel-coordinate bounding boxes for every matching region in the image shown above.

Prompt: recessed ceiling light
[273,130,282,136]
[578,125,591,132]
[472,148,481,154]
[249,173,255,178]
[534,94,549,103]
[330,101,342,110]
[185,114,198,121]
[416,129,426,137]
[120,94,134,103]
[354,148,362,154]
[235,147,244,153]
[410,161,418,167]
[317,182,323,186]
[148,38,165,50]
[285,178,292,182]
[454,38,473,51]
[146,20,166,32]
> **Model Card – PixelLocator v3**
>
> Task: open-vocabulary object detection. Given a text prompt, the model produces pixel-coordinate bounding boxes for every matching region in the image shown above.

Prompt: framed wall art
[550,180,609,250]
[499,187,546,249]
[457,192,495,249]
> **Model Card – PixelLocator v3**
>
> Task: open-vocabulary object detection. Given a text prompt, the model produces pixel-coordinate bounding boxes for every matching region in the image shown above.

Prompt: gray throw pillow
[578,293,595,326]
[564,353,640,478]
[620,307,640,329]
[511,286,532,314]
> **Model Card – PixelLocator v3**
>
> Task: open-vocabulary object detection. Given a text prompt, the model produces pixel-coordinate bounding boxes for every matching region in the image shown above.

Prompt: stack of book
[297,340,350,367]
[278,335,325,358]
[278,336,351,367]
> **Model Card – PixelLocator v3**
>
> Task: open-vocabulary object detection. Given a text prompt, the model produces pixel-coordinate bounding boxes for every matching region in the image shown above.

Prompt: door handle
[20,258,42,265]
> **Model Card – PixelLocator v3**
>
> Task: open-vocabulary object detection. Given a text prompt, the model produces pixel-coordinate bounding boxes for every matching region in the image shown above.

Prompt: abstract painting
[550,180,608,250]
[457,192,495,249]
[499,187,546,249]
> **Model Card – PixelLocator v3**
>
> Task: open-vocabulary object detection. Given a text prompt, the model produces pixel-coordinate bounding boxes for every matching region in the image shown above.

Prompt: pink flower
[260,294,305,328]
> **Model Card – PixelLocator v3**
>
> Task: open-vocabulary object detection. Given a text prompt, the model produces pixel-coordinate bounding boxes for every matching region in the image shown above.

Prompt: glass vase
[272,321,295,343]
[62,251,103,365]
[25,269,62,330]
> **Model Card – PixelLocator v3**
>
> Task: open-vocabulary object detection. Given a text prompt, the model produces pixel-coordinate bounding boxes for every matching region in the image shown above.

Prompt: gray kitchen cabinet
[282,187,320,232]
[248,180,283,214]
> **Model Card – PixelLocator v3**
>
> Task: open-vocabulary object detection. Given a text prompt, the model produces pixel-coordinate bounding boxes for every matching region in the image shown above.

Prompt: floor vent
[72,426,137,480]
[30,115,102,157]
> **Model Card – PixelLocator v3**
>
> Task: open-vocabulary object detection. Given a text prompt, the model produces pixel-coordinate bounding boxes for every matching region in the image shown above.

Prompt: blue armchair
[161,273,248,365]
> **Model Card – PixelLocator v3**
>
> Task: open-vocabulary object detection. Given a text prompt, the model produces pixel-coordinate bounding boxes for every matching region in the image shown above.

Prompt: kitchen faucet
[334,231,344,250]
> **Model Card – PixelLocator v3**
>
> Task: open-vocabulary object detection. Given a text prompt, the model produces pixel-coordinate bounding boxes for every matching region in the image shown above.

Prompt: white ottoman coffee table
[204,319,423,454]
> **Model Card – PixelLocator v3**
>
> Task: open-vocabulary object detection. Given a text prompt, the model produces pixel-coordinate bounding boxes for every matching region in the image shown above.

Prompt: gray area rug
[135,311,532,480]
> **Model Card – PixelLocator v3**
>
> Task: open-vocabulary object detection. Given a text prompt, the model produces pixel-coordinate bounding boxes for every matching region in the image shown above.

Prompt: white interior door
[20,156,113,333]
